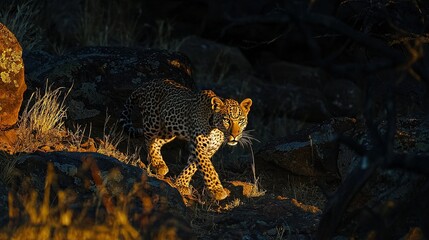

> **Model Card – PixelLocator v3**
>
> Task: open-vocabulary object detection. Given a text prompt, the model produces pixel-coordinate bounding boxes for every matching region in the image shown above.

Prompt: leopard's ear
[240,98,252,114]
[211,97,224,112]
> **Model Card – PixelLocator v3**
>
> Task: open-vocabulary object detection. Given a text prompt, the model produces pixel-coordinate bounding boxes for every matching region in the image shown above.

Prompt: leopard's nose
[228,134,241,142]
[227,135,239,146]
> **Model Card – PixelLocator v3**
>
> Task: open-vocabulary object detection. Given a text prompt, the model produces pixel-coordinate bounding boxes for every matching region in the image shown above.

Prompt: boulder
[269,61,324,89]
[12,151,186,211]
[3,151,193,238]
[256,117,356,177]
[251,81,332,123]
[0,23,27,129]
[178,35,253,87]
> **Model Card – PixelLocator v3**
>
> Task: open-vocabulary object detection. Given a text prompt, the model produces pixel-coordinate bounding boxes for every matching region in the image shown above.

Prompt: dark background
[1,0,429,239]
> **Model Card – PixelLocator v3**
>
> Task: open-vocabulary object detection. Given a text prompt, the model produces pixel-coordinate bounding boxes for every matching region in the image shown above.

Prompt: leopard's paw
[152,163,169,176]
[175,184,192,197]
[211,186,230,201]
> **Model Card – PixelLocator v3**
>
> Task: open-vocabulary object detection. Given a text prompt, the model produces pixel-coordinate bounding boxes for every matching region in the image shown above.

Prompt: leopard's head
[211,97,252,146]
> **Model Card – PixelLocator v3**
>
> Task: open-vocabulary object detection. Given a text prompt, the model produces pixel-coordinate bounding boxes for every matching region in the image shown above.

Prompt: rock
[256,117,356,177]
[251,81,332,123]
[269,61,324,89]
[0,23,27,129]
[178,35,252,87]
[208,197,320,239]
[323,79,362,117]
[12,151,186,211]
[24,47,195,126]
[22,50,54,76]
[338,118,428,207]
[4,151,193,238]
[0,129,17,153]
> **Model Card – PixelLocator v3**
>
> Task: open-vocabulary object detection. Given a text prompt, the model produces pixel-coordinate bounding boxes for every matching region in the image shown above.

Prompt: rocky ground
[1,1,429,239]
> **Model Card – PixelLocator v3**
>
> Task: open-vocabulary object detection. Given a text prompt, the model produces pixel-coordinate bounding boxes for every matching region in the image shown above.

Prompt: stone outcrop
[256,117,356,177]
[0,23,27,129]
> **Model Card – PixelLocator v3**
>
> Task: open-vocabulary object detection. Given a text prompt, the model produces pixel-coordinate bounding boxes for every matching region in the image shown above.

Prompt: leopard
[120,79,252,200]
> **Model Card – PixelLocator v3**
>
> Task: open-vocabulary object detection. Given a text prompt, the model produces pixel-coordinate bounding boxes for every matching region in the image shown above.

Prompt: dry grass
[76,0,142,46]
[66,123,91,151]
[95,112,140,164]
[14,83,70,152]
[22,84,68,135]
[248,144,266,197]
[2,161,147,240]
[0,0,43,51]
[0,153,18,186]
[152,20,174,50]
[283,177,326,208]
[151,20,185,51]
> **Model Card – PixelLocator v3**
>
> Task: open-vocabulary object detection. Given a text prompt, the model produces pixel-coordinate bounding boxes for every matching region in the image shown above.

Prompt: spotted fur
[120,79,252,200]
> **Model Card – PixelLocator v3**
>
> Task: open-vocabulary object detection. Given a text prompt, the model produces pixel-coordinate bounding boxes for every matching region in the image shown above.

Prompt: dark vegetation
[1,0,429,239]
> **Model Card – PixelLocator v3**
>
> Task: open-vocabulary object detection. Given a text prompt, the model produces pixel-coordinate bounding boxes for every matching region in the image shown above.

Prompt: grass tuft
[14,82,70,152]
[248,140,266,197]
[95,112,132,163]
[0,153,18,186]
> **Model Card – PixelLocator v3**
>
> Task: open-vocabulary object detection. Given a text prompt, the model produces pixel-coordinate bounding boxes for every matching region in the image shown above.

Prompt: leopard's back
[120,79,201,139]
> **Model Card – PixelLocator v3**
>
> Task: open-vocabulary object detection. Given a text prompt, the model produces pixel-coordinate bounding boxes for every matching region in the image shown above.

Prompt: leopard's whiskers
[238,129,259,148]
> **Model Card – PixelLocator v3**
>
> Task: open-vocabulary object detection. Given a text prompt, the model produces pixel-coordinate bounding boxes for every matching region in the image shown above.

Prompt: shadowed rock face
[256,117,356,177]
[0,23,27,129]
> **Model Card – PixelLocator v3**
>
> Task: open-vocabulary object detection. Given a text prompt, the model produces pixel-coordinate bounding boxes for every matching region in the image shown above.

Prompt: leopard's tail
[119,89,144,138]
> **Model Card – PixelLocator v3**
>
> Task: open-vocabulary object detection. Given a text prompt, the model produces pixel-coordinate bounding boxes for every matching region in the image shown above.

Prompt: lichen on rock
[0,23,27,129]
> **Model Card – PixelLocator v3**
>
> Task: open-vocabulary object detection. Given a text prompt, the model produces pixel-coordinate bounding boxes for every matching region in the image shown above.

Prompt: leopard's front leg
[175,132,229,200]
[195,135,229,200]
[175,155,198,197]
